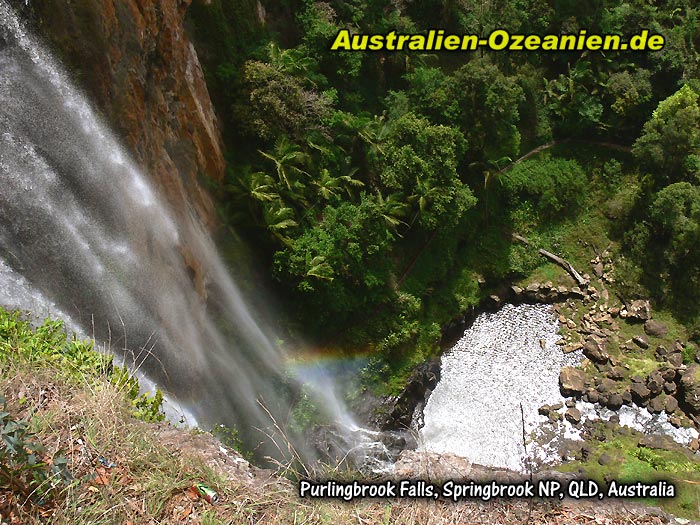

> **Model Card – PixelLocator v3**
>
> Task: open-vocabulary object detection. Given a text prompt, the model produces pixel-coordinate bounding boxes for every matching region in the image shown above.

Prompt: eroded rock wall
[26,0,225,228]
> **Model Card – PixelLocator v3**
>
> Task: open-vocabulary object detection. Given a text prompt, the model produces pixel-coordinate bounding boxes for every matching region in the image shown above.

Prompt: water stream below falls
[416,303,698,474]
[418,303,581,471]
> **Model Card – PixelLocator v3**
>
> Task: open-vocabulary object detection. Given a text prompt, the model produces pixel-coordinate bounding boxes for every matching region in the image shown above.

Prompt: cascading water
[0,0,352,464]
[418,303,582,472]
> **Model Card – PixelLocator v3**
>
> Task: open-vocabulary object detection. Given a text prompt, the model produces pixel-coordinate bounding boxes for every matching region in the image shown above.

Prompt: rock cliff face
[24,0,225,228]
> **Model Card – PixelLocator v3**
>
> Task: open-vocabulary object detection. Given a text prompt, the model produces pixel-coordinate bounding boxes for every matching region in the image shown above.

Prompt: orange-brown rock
[29,0,225,229]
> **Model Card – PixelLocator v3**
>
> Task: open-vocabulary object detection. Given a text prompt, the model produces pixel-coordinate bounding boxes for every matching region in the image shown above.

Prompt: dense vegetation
[186,0,700,392]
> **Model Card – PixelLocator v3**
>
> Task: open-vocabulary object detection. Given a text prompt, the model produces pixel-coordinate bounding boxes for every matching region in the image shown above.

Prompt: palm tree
[376,192,409,233]
[262,202,298,244]
[305,255,334,281]
[312,168,343,201]
[259,138,309,191]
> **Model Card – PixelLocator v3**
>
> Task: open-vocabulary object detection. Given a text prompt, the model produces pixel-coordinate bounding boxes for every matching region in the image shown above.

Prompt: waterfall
[0,0,348,464]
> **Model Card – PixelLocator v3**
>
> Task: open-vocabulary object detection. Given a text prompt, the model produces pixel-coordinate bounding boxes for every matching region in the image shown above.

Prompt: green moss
[558,423,700,520]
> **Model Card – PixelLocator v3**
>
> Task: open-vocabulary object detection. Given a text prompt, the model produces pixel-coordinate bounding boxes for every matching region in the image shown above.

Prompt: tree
[403,60,523,163]
[633,85,700,185]
[273,197,397,330]
[375,113,477,230]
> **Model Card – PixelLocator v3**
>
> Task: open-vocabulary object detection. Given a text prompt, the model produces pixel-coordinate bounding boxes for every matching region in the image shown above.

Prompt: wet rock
[630,382,651,403]
[583,338,609,363]
[648,396,664,414]
[680,364,700,415]
[644,319,668,337]
[538,403,562,417]
[375,359,440,430]
[606,394,624,410]
[565,407,582,425]
[560,367,587,397]
[489,294,502,307]
[585,390,600,404]
[664,395,678,414]
[621,390,633,405]
[633,334,650,349]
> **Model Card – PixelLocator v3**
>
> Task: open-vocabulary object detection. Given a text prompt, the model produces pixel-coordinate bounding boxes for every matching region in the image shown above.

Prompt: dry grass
[0,363,678,525]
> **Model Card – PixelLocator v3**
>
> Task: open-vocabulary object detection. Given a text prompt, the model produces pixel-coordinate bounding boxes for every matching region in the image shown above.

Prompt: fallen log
[538,249,588,288]
[513,233,589,288]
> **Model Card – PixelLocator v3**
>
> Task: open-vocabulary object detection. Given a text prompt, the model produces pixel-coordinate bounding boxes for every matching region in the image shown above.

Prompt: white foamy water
[577,401,699,445]
[419,303,582,471]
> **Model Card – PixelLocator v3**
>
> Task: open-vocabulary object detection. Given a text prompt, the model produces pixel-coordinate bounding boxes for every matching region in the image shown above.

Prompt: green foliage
[189,0,700,391]
[501,158,587,220]
[633,85,700,186]
[376,112,476,229]
[273,197,397,331]
[0,394,72,504]
[0,308,164,423]
[235,50,335,141]
[402,60,524,162]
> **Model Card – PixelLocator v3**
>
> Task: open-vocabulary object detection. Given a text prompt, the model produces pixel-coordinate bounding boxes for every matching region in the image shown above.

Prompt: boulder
[680,364,700,415]
[607,366,625,380]
[646,371,664,396]
[570,286,585,299]
[605,394,624,410]
[623,299,652,321]
[597,378,617,395]
[630,382,651,403]
[598,453,613,466]
[638,434,677,451]
[565,407,582,425]
[560,367,587,397]
[583,338,609,363]
[664,395,678,414]
[660,366,677,382]
[621,390,633,405]
[593,262,604,278]
[644,319,668,337]
[669,352,684,368]
[664,382,677,395]
[526,283,540,293]
[648,396,664,414]
[633,335,650,349]
[585,389,600,404]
